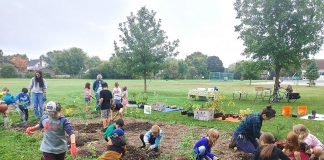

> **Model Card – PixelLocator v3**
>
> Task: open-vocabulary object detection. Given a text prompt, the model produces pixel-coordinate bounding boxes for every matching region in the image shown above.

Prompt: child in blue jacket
[139,125,163,152]
[194,129,220,160]
[15,88,31,124]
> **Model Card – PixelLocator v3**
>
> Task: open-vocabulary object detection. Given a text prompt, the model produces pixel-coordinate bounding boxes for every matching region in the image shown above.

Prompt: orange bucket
[282,106,292,116]
[298,106,307,116]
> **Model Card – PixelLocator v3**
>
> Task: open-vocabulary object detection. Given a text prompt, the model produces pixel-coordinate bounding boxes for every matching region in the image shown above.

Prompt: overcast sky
[1,0,323,67]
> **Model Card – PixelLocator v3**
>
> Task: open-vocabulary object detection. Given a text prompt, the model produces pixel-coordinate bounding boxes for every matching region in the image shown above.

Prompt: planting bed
[10,117,253,160]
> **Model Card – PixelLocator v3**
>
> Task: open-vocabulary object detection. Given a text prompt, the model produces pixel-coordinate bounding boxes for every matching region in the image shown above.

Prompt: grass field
[0,78,324,159]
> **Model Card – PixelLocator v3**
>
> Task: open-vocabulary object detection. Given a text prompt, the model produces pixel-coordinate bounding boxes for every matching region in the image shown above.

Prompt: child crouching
[100,128,126,160]
[194,129,219,160]
[26,101,77,159]
[139,125,163,152]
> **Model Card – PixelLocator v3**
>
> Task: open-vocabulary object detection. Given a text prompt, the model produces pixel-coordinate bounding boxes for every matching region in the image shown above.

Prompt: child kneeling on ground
[139,125,163,152]
[293,124,324,160]
[283,131,310,160]
[254,132,289,160]
[104,119,124,141]
[26,101,77,160]
[100,128,126,160]
[193,129,220,160]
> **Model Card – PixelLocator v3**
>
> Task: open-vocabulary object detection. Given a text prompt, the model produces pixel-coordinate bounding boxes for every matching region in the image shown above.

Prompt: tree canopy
[234,0,324,94]
[207,56,224,72]
[50,48,87,75]
[114,6,179,92]
[185,52,208,79]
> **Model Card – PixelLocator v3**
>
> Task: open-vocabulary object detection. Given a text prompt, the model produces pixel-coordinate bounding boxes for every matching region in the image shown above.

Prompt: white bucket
[144,105,152,114]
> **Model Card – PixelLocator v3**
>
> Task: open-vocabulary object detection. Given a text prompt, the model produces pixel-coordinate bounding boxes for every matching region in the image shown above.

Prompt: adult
[29,70,47,119]
[93,74,104,106]
[229,105,276,154]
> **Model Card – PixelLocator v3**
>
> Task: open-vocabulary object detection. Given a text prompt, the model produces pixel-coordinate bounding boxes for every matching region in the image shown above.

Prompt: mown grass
[0,78,324,160]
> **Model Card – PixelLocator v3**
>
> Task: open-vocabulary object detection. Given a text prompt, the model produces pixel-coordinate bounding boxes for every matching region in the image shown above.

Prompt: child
[293,124,324,159]
[15,88,31,124]
[1,87,15,128]
[0,88,9,125]
[139,125,163,152]
[112,102,124,121]
[121,86,128,113]
[100,128,126,160]
[254,132,289,160]
[113,82,122,105]
[84,82,92,112]
[104,119,124,141]
[99,82,113,130]
[2,87,15,105]
[25,101,77,159]
[0,102,9,127]
[283,131,310,160]
[193,129,220,160]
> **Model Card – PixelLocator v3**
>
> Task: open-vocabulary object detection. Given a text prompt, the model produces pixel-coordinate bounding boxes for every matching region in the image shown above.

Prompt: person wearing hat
[100,128,126,160]
[139,125,163,152]
[104,119,125,141]
[26,101,77,159]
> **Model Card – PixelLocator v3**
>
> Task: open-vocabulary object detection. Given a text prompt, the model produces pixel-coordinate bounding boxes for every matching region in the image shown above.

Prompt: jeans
[233,132,258,153]
[95,93,100,106]
[32,92,44,119]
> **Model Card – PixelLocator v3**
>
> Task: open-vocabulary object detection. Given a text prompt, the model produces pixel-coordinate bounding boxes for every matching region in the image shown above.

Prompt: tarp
[300,114,324,121]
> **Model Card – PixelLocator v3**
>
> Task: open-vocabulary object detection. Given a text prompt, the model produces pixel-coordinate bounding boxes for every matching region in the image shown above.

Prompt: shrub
[0,64,18,78]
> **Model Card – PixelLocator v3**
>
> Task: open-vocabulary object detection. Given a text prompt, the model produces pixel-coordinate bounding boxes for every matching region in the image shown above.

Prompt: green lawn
[0,78,324,159]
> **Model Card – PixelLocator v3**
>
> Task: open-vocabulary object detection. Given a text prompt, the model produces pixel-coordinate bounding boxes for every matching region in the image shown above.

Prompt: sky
[0,0,323,67]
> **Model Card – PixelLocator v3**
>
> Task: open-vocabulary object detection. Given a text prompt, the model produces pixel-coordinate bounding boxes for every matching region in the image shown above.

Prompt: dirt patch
[72,123,102,133]
[171,156,190,160]
[11,122,38,132]
[121,145,160,160]
[74,133,100,147]
[123,121,155,132]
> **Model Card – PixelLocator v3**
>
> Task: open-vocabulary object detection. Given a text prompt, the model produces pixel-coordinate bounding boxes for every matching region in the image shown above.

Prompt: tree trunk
[144,72,147,93]
[273,65,282,97]
[249,79,251,85]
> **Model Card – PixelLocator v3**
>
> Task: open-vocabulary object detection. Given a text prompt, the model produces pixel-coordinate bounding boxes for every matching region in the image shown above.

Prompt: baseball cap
[46,101,57,112]
[112,128,124,137]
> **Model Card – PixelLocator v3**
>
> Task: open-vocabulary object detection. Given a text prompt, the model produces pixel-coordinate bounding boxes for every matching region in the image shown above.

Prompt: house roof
[28,59,40,66]
[316,59,324,69]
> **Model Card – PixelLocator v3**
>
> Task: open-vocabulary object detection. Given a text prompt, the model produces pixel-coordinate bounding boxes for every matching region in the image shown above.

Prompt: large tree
[240,61,261,85]
[52,48,87,75]
[207,56,224,72]
[304,59,320,86]
[161,59,179,80]
[185,52,208,79]
[114,6,179,92]
[10,54,28,72]
[234,0,324,96]
[177,60,189,79]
